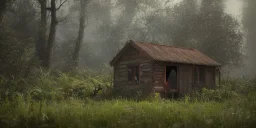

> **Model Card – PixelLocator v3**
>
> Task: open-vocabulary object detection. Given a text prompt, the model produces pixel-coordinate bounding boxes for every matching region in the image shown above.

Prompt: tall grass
[0,69,256,128]
[0,68,112,101]
[0,94,255,128]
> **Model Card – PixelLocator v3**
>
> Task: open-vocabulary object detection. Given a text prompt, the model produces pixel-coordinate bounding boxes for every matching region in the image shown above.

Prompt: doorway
[166,66,177,89]
[165,66,178,98]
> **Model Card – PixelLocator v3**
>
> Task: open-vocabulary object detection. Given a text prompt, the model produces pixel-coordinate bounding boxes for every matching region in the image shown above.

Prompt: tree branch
[57,0,68,10]
[37,0,43,4]
[58,14,69,23]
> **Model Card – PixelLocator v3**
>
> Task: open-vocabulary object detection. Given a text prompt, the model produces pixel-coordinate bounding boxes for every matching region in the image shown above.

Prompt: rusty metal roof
[110,40,221,66]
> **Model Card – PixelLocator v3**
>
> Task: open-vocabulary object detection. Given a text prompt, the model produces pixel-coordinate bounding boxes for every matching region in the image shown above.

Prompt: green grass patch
[0,69,256,128]
[0,95,255,128]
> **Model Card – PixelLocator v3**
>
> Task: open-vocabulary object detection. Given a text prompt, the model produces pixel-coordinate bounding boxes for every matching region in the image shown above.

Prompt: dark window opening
[166,66,177,89]
[128,66,139,83]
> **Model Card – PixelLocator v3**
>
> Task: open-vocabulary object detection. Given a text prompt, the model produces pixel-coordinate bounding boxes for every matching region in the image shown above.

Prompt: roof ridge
[110,40,221,66]
[135,42,196,51]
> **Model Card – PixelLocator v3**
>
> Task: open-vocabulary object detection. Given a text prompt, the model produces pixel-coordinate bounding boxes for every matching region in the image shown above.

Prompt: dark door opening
[165,66,178,98]
[166,66,177,89]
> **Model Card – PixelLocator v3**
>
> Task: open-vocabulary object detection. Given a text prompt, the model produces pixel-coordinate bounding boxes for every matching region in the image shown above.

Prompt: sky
[225,0,243,21]
[171,0,244,21]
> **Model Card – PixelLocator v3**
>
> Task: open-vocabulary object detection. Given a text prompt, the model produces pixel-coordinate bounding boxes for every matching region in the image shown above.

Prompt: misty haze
[0,0,256,128]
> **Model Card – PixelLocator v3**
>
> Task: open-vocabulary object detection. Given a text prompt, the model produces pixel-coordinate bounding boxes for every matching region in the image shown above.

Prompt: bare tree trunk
[0,8,4,23]
[243,0,256,74]
[37,0,47,66]
[72,0,87,68]
[106,0,138,57]
[0,0,7,23]
[45,0,57,68]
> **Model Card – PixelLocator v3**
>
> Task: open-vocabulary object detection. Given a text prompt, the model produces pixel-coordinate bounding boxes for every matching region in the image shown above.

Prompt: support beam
[218,67,221,87]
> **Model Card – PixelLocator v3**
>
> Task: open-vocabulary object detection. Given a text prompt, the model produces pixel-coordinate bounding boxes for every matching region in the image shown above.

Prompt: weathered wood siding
[151,63,217,95]
[114,45,153,88]
[205,67,216,89]
[189,66,217,92]
[113,45,217,97]
[152,62,165,92]
[179,65,193,95]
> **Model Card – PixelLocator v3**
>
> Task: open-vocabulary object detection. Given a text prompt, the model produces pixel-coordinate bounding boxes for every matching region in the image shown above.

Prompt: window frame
[193,66,206,85]
[127,65,140,83]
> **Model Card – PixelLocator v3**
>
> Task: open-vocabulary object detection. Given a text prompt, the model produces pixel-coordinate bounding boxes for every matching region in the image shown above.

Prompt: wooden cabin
[110,40,221,98]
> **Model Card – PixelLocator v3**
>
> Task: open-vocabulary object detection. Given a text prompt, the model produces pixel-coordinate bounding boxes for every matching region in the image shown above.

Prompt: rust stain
[133,42,220,66]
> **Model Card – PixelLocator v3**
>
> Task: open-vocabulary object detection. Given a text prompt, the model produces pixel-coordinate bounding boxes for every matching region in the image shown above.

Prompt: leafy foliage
[0,68,112,101]
[144,0,243,65]
[0,0,255,127]
[0,67,256,127]
[0,90,255,128]
[186,78,256,102]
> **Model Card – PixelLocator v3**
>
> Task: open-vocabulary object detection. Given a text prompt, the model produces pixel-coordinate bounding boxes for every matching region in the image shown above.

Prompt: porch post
[218,67,221,87]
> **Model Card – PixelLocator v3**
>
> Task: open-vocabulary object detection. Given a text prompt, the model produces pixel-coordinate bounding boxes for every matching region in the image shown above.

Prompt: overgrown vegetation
[0,70,256,128]
[1,0,256,127]
[0,95,255,128]
[0,68,112,101]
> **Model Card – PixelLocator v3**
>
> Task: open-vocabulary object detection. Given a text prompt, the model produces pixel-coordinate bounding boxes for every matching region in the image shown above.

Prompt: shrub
[186,78,256,102]
[0,68,112,101]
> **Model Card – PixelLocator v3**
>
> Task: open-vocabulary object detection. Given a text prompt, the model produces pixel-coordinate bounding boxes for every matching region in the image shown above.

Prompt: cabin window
[128,66,139,83]
[199,67,206,84]
[194,67,205,85]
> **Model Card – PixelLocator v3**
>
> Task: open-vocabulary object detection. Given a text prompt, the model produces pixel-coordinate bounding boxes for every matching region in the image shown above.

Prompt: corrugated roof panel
[134,42,220,66]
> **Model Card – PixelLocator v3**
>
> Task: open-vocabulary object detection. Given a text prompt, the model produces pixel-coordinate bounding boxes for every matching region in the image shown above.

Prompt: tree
[72,0,90,69]
[243,0,256,73]
[37,0,47,66]
[77,0,161,67]
[37,0,68,68]
[195,0,242,65]
[45,0,58,68]
[0,0,37,77]
[0,0,8,22]
[169,0,199,47]
[154,0,242,65]
[104,0,139,59]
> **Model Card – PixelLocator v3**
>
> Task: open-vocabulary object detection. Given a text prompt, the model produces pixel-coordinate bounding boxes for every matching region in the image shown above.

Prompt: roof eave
[109,40,153,66]
[154,60,221,67]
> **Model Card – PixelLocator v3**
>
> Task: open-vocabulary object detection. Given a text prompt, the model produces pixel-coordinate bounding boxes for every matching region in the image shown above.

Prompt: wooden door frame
[164,64,179,93]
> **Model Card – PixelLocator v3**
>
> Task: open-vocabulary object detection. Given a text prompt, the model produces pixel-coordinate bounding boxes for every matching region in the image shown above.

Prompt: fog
[226,0,242,15]
[55,0,249,76]
[1,0,255,77]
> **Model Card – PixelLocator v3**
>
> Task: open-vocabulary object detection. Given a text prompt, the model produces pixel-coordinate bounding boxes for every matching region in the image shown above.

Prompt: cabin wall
[113,46,153,96]
[113,45,217,97]
[151,63,194,95]
[151,63,217,96]
[205,67,216,89]
[152,62,165,92]
[179,65,193,95]
[191,66,217,91]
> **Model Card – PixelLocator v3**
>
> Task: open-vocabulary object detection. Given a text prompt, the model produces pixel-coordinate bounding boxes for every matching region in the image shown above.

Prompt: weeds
[0,95,255,128]
[0,69,256,128]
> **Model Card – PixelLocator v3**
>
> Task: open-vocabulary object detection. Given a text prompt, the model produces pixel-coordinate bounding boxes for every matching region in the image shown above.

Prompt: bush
[186,78,256,102]
[0,70,256,127]
[0,68,112,101]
